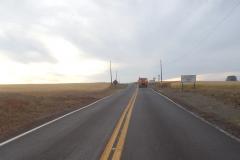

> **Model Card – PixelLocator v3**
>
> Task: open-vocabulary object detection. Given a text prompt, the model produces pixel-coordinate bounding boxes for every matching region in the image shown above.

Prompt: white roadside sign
[181,75,196,83]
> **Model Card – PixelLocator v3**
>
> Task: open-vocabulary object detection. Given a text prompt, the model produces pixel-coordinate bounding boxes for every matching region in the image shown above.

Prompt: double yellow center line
[100,88,138,160]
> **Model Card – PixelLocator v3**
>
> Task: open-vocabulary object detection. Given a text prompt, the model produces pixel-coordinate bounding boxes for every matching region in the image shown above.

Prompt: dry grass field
[155,81,240,137]
[0,83,111,93]
[160,81,240,108]
[0,83,126,140]
[165,81,240,89]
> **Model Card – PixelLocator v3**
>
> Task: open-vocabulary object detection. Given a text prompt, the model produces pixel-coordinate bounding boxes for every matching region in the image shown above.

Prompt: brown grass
[154,81,240,137]
[159,81,240,108]
[167,81,240,89]
[0,83,126,141]
[0,83,111,93]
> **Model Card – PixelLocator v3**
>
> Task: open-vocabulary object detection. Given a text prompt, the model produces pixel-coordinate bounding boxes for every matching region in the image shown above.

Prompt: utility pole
[110,60,112,84]
[115,71,118,81]
[160,59,163,87]
[160,59,163,83]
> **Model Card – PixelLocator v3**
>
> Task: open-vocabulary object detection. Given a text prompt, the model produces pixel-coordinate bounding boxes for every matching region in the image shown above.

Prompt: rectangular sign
[181,75,196,83]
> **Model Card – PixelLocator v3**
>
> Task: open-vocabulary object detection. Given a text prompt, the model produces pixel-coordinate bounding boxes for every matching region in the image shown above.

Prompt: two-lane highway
[0,85,240,160]
[122,88,240,160]
[0,85,136,160]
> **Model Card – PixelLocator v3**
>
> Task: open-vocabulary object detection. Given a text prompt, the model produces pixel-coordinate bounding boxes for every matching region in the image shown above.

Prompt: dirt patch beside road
[153,81,240,139]
[0,83,127,141]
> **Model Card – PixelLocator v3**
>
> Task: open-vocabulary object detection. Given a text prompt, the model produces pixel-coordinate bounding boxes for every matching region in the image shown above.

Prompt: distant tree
[226,75,238,81]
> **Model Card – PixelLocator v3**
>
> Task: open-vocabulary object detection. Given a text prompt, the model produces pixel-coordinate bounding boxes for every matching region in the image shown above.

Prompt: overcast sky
[0,0,239,83]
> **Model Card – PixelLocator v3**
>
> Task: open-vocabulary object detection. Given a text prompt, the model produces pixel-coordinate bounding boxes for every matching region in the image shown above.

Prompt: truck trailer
[138,78,148,88]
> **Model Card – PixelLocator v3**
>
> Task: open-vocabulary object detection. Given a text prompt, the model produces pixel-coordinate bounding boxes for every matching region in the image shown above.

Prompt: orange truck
[138,78,148,88]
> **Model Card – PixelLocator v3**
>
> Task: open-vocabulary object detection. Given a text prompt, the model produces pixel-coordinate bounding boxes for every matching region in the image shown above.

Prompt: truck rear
[138,78,148,88]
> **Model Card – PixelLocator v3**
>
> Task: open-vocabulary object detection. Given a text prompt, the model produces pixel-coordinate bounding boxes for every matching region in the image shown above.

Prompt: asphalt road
[0,85,240,160]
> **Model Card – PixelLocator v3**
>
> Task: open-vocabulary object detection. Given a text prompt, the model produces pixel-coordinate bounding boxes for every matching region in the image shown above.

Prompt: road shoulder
[152,88,240,141]
[0,84,127,143]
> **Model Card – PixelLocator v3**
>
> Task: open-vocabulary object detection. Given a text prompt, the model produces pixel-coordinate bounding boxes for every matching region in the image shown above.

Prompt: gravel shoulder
[152,83,240,139]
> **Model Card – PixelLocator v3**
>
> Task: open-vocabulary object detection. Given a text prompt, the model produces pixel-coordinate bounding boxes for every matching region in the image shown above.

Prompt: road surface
[0,84,240,160]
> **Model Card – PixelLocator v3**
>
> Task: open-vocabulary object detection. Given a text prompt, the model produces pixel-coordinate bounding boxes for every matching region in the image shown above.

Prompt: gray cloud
[0,0,240,81]
[0,30,57,63]
[0,0,58,63]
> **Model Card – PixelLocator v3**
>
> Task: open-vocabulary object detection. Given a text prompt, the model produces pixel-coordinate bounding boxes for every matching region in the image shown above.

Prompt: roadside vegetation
[0,83,126,141]
[153,81,240,138]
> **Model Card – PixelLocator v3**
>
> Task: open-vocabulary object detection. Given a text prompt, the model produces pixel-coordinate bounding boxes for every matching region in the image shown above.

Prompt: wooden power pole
[160,59,163,88]
[110,60,113,84]
[160,59,163,83]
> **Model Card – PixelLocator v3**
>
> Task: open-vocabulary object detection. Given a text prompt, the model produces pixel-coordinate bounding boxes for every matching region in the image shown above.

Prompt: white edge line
[151,89,240,143]
[0,94,112,147]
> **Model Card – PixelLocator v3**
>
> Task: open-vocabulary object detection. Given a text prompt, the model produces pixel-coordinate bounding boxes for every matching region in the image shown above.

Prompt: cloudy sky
[0,0,239,83]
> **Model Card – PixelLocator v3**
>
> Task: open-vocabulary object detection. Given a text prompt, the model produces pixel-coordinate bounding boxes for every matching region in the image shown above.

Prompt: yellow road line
[112,89,138,160]
[100,89,137,160]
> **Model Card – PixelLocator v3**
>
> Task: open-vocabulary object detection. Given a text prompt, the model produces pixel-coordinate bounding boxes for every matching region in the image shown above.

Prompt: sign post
[181,75,197,91]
